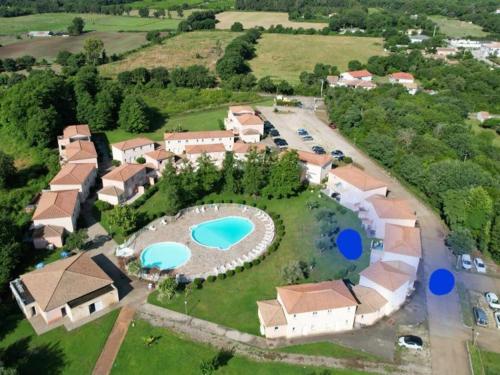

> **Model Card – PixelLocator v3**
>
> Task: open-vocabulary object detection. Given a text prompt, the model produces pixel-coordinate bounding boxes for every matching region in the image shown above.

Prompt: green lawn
[430,16,487,38]
[277,342,382,362]
[147,191,372,335]
[0,13,179,35]
[468,342,500,375]
[0,305,119,375]
[111,319,372,375]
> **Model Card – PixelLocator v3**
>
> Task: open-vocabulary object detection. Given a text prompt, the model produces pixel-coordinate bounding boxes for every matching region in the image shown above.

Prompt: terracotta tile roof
[111,137,155,151]
[98,186,124,197]
[297,150,333,167]
[20,252,113,311]
[63,125,91,139]
[144,148,174,161]
[50,163,96,186]
[236,114,263,126]
[366,196,416,221]
[32,190,80,220]
[185,143,226,154]
[257,299,287,326]
[355,80,377,89]
[384,224,422,258]
[327,75,339,84]
[65,141,97,161]
[102,163,145,182]
[352,285,388,315]
[402,82,418,90]
[360,261,412,291]
[345,69,372,78]
[33,225,65,239]
[277,280,357,314]
[390,72,414,81]
[233,142,267,154]
[164,130,233,141]
[241,128,261,135]
[382,260,417,278]
[229,105,254,114]
[330,165,387,191]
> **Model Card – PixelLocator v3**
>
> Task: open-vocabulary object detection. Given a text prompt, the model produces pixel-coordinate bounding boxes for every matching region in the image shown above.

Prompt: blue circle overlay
[429,269,455,295]
[336,229,362,260]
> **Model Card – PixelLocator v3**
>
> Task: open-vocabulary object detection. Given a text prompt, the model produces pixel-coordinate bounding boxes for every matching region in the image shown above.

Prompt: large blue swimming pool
[191,216,254,251]
[140,242,191,270]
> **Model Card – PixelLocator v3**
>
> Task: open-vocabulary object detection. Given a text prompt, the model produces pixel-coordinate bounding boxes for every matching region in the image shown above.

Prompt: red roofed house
[233,142,267,161]
[144,148,175,174]
[297,150,333,184]
[185,144,226,168]
[98,164,147,205]
[111,137,155,164]
[340,69,372,81]
[164,130,234,154]
[62,140,98,167]
[224,106,264,143]
[49,163,97,201]
[57,125,91,154]
[388,72,414,84]
[477,111,491,123]
[352,284,391,327]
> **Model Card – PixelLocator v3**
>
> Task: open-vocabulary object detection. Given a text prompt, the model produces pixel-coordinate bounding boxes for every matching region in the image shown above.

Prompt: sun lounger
[148,225,157,231]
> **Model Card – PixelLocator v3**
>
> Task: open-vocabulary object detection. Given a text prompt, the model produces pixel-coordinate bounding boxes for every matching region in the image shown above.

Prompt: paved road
[258,106,470,375]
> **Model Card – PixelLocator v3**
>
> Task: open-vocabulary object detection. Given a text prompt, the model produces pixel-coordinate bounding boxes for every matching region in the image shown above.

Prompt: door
[61,307,67,317]
[88,303,96,314]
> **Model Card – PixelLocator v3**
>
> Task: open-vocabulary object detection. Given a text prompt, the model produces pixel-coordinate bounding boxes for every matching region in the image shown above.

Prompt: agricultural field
[100,30,238,76]
[430,16,487,38]
[0,31,148,60]
[250,34,386,83]
[216,11,327,30]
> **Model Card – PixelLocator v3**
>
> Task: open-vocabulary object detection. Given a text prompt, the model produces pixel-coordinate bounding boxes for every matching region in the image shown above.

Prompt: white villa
[448,39,481,49]
[389,72,414,84]
[144,148,175,174]
[224,106,264,143]
[297,150,333,184]
[185,144,226,168]
[49,163,97,201]
[32,190,80,234]
[98,163,148,205]
[327,70,376,90]
[111,137,155,164]
[57,125,91,154]
[164,130,234,154]
[340,70,372,81]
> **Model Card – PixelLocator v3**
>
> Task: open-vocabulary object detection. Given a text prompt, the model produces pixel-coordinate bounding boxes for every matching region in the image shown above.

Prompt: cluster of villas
[446,38,500,58]
[327,70,418,95]
[258,164,422,339]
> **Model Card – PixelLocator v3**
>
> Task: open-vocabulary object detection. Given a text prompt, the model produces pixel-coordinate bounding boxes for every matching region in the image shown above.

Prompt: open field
[0,13,179,35]
[250,34,386,83]
[468,343,500,375]
[216,11,327,30]
[277,342,382,362]
[430,16,487,38]
[0,31,147,60]
[100,30,238,76]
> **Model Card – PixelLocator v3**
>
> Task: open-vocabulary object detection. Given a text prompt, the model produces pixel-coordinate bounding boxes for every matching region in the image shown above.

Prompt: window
[293,314,296,318]
[274,326,279,330]
[312,312,318,316]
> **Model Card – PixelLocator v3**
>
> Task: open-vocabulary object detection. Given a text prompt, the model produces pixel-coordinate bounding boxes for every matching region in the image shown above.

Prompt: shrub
[95,200,112,212]
[227,269,235,277]
[193,278,204,289]
[112,160,121,167]
[236,266,244,273]
[217,273,226,280]
[136,156,146,164]
[228,199,233,203]
[343,156,353,164]
[252,259,261,266]
[207,275,216,282]
[257,204,267,210]
[237,199,246,204]
[251,202,257,207]
[231,22,244,32]
[259,254,266,261]
[243,262,252,269]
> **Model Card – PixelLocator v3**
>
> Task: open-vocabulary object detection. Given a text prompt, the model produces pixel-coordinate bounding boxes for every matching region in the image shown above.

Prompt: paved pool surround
[131,204,274,279]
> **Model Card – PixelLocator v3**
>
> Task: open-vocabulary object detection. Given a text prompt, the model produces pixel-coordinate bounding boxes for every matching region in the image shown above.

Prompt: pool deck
[129,205,274,279]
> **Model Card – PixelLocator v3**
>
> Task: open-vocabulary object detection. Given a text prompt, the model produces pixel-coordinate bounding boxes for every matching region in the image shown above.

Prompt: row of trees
[178,11,218,32]
[0,55,37,73]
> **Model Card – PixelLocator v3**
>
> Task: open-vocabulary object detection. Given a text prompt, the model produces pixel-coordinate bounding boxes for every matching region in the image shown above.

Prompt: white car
[462,254,472,270]
[474,258,486,273]
[485,292,500,310]
[494,312,500,329]
[398,335,423,350]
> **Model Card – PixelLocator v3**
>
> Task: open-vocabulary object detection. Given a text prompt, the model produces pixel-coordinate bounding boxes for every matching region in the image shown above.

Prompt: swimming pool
[191,216,254,251]
[140,242,191,270]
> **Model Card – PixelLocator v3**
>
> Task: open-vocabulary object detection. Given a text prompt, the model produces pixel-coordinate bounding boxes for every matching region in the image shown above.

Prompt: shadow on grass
[11,163,48,189]
[146,106,168,133]
[0,303,24,342]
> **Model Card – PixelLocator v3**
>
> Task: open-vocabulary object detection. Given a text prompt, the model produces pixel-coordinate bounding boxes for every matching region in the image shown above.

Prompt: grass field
[147,191,371,335]
[111,319,372,375]
[0,13,179,35]
[0,31,147,60]
[129,0,232,10]
[468,343,500,375]
[216,11,327,30]
[100,30,238,76]
[250,34,386,83]
[430,16,487,38]
[277,342,382,362]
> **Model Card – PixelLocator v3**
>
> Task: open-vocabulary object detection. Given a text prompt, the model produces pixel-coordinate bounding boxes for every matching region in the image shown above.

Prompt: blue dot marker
[336,229,362,260]
[429,269,455,296]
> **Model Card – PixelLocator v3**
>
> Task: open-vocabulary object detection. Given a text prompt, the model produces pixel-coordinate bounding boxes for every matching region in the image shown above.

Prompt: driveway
[258,105,471,375]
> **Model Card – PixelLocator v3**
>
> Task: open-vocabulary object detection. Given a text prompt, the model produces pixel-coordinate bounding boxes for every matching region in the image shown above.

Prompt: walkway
[92,306,136,375]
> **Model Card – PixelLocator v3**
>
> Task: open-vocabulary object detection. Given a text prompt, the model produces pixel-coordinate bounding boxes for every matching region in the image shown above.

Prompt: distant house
[406,28,422,36]
[164,130,234,154]
[409,35,430,43]
[111,137,156,164]
[340,70,372,81]
[62,140,98,167]
[49,163,97,201]
[10,252,119,327]
[448,39,481,49]
[185,144,226,168]
[32,190,81,234]
[28,31,52,37]
[233,142,267,161]
[58,125,91,154]
[297,150,332,184]
[388,72,414,84]
[401,82,418,95]
[477,111,491,123]
[436,47,458,57]
[480,42,500,57]
[98,164,147,205]
[224,106,264,143]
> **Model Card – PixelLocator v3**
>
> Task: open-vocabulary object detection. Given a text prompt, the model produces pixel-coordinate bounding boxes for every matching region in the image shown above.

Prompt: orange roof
[102,163,145,182]
[330,165,387,191]
[384,224,421,257]
[229,105,254,114]
[277,280,357,314]
[360,261,412,291]
[50,163,95,185]
[233,142,266,154]
[185,143,226,154]
[112,137,154,151]
[352,285,388,315]
[164,130,233,141]
[390,72,414,80]
[257,300,287,326]
[241,128,261,135]
[32,190,80,220]
[98,186,124,197]
[297,150,332,167]
[144,148,174,161]
[63,125,90,139]
[345,69,372,78]
[236,114,263,126]
[33,225,65,239]
[366,196,416,220]
[65,140,97,161]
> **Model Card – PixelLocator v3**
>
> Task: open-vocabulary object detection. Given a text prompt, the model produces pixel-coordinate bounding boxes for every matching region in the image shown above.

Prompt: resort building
[185,144,226,168]
[448,39,481,49]
[436,47,458,57]
[340,70,373,81]
[352,285,390,327]
[257,281,358,339]
[111,137,156,164]
[32,190,80,234]
[409,35,430,43]
[327,75,376,90]
[10,252,119,326]
[98,163,147,205]
[233,142,267,161]
[388,72,414,84]
[480,41,500,57]
[62,140,98,167]
[32,225,65,250]
[49,163,97,201]
[57,124,91,154]
[164,130,234,154]
[327,165,388,210]
[144,148,175,174]
[297,150,333,184]
[224,106,264,143]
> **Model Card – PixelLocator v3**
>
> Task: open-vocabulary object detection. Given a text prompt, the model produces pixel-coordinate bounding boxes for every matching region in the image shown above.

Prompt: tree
[277,80,293,95]
[216,55,249,80]
[265,150,301,198]
[222,152,238,193]
[118,95,150,133]
[0,218,19,289]
[347,60,363,71]
[281,260,308,284]
[138,7,149,18]
[490,214,500,262]
[158,277,177,300]
[68,17,85,36]
[230,22,244,32]
[91,82,122,131]
[64,229,89,251]
[242,149,265,195]
[153,9,165,18]
[150,67,169,87]
[146,31,161,44]
[107,205,138,235]
[55,50,72,66]
[196,155,220,194]
[257,76,276,93]
[445,227,475,255]
[83,38,104,65]
[0,150,15,189]
[159,164,183,214]
[127,259,141,276]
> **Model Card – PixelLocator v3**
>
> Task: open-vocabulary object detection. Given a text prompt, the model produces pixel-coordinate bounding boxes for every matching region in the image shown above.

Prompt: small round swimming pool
[140,242,191,270]
[191,216,254,251]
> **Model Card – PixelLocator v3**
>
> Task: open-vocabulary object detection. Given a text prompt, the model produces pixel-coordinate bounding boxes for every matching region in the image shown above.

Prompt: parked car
[462,254,472,270]
[273,138,288,149]
[264,121,274,132]
[474,258,486,273]
[297,128,308,135]
[312,145,326,154]
[485,292,500,310]
[473,307,488,327]
[269,129,280,137]
[301,135,314,141]
[331,149,345,160]
[494,312,500,329]
[398,335,423,350]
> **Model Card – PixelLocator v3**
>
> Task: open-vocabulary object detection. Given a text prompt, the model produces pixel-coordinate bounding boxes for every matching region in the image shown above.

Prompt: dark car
[264,120,274,132]
[398,335,423,350]
[312,145,326,154]
[301,135,314,142]
[473,307,488,327]
[269,129,280,137]
[331,149,345,160]
[273,138,288,149]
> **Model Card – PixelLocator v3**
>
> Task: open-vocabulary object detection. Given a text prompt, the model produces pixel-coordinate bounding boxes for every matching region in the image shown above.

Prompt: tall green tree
[68,17,85,36]
[107,205,137,236]
[83,38,104,66]
[196,155,220,194]
[242,149,265,195]
[0,217,20,289]
[159,164,183,214]
[222,152,238,193]
[0,151,15,189]
[265,150,301,198]
[91,82,122,131]
[118,95,150,133]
